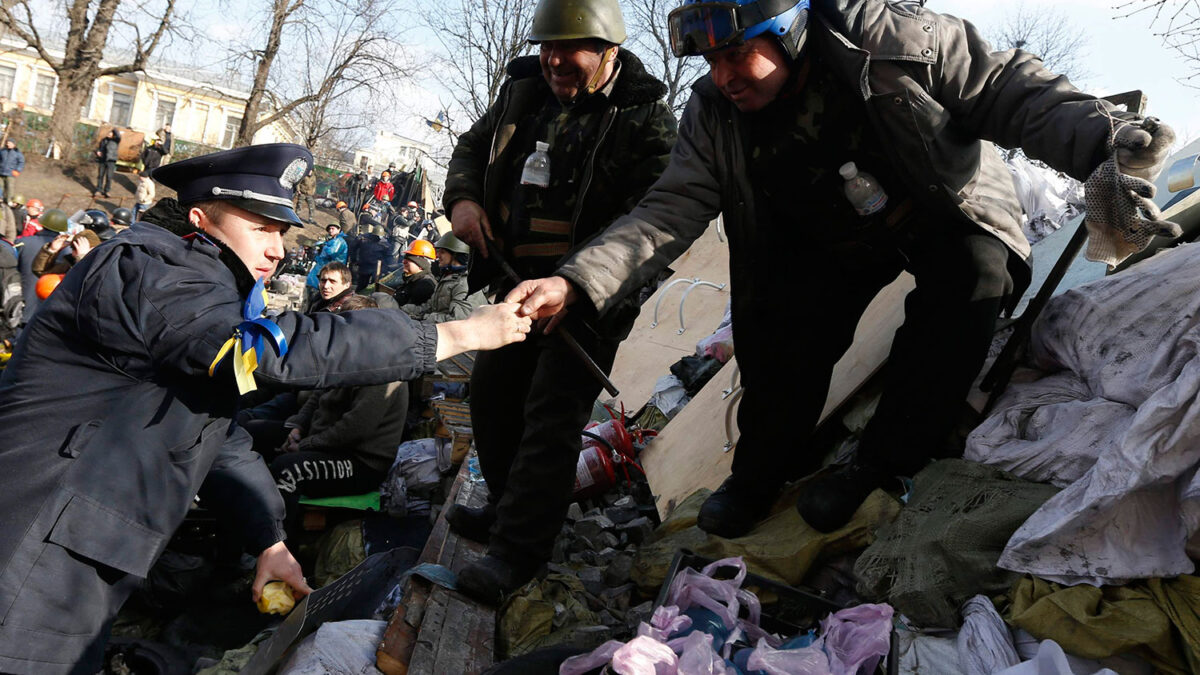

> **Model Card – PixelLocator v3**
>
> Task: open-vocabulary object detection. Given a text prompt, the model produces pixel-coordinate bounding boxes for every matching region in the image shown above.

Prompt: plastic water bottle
[521,141,551,187]
[840,162,888,216]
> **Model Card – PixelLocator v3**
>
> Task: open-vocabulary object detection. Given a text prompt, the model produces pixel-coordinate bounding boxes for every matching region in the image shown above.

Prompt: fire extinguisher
[573,416,639,500]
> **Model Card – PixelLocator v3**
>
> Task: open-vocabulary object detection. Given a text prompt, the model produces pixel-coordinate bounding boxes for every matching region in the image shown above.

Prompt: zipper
[482,88,513,219]
[569,104,618,248]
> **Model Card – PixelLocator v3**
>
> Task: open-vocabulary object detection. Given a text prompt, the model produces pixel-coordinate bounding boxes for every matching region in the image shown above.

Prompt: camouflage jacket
[443,50,677,313]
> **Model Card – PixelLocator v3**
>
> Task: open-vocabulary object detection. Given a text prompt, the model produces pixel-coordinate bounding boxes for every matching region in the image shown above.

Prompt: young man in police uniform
[510,0,1175,539]
[0,143,531,673]
[442,0,678,604]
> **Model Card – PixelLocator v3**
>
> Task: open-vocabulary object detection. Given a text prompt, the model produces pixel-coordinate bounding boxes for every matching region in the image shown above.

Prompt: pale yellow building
[0,35,299,151]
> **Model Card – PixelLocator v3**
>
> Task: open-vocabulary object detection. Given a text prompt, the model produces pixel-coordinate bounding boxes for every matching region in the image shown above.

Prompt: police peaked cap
[151,143,313,226]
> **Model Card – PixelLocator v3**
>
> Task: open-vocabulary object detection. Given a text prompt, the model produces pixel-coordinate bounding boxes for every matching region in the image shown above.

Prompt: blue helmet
[669,0,809,60]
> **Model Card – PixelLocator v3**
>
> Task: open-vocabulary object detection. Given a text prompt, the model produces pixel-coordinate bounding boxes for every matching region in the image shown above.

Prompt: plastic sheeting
[965,242,1200,585]
[1005,153,1084,244]
[996,641,1117,675]
[278,620,386,675]
[959,596,1021,675]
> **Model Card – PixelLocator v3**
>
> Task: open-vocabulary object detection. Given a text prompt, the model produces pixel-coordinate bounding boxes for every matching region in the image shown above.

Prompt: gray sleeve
[557,93,723,316]
[932,12,1114,180]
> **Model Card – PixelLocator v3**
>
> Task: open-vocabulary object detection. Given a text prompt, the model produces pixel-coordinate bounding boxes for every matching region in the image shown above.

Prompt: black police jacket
[0,199,438,658]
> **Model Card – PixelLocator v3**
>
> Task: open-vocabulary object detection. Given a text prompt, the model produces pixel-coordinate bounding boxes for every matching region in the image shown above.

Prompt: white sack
[279,619,386,675]
[965,242,1200,585]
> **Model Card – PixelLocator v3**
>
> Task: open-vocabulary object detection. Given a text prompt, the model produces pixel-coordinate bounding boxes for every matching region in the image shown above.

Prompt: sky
[185,0,1200,162]
[932,0,1200,146]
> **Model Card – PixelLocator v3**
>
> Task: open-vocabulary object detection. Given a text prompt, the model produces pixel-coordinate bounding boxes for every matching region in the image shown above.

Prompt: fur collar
[139,198,258,296]
[506,49,668,108]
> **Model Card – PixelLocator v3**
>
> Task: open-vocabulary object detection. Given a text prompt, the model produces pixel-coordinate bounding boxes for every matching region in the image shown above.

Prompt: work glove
[1083,117,1181,267]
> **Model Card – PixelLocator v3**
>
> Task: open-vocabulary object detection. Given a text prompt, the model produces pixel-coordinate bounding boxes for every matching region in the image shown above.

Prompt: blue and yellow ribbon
[208,277,289,394]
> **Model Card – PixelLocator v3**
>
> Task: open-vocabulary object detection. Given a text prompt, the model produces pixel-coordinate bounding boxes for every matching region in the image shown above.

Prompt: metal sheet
[1168,154,1199,193]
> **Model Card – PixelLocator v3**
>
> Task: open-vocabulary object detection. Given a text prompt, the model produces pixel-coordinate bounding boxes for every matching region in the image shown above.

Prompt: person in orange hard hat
[373,237,437,308]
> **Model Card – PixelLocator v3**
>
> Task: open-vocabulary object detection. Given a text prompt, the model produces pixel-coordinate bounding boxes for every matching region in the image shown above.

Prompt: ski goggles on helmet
[668,0,805,57]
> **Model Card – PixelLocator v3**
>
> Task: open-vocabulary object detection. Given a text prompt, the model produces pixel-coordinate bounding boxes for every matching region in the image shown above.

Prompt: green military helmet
[529,0,627,45]
[434,232,471,255]
[41,208,69,233]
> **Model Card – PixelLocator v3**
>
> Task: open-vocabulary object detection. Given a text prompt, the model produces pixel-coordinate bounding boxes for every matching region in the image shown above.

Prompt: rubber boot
[795,462,890,533]
[445,503,497,544]
[456,553,541,606]
[696,477,777,539]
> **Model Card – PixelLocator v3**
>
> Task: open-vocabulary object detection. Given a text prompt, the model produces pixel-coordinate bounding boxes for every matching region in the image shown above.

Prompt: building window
[154,98,175,131]
[191,103,209,143]
[222,115,241,148]
[80,85,94,118]
[33,73,56,109]
[108,89,133,126]
[0,65,15,100]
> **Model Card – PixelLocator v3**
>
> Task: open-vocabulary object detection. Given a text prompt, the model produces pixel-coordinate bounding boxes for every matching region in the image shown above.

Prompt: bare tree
[990,1,1091,84]
[420,0,536,121]
[233,0,405,147]
[625,0,706,116]
[0,0,178,155]
[1115,0,1200,83]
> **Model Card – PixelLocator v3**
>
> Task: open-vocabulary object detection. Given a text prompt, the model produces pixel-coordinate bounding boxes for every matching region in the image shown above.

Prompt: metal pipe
[485,240,620,397]
[677,280,726,335]
[650,277,696,328]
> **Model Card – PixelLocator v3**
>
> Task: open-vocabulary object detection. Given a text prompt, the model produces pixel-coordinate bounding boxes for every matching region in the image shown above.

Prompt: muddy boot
[456,553,540,606]
[696,477,777,539]
[795,462,890,533]
[445,503,496,544]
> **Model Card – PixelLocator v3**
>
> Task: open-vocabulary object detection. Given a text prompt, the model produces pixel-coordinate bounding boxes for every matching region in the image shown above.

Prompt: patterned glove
[1115,117,1174,181]
[1083,118,1181,267]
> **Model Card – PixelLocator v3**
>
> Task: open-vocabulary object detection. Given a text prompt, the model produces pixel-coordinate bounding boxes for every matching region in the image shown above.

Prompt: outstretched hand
[435,303,533,360]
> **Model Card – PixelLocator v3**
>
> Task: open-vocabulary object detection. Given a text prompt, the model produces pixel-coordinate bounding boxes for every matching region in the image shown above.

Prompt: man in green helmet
[442,0,678,603]
[400,232,485,322]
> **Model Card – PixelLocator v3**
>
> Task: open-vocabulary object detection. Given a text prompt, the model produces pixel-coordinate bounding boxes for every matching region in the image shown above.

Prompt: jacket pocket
[59,419,103,458]
[45,493,166,578]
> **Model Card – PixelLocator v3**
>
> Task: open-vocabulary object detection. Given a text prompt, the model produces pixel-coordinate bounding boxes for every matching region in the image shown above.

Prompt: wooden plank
[639,273,915,520]
[377,458,496,675]
[603,219,731,412]
[434,350,477,382]
[640,358,740,520]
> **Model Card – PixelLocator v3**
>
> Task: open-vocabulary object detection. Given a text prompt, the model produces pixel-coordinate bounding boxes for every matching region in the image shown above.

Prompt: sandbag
[967,242,1200,585]
[278,620,386,675]
[631,486,899,593]
[854,460,1058,628]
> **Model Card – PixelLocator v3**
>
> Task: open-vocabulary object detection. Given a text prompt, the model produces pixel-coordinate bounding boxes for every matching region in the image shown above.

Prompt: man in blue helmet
[0,143,531,673]
[508,0,1176,537]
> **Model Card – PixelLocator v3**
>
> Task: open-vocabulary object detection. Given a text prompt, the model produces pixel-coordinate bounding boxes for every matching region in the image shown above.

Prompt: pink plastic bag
[611,635,678,675]
[821,603,893,675]
[674,631,733,675]
[746,637,832,675]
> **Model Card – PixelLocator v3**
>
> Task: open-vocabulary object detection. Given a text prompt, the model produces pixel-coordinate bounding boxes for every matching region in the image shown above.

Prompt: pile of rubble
[498,490,661,659]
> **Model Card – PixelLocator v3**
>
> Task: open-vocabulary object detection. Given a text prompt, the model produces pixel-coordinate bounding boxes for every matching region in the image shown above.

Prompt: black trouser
[470,323,621,565]
[96,161,115,194]
[270,451,384,533]
[730,223,1013,491]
